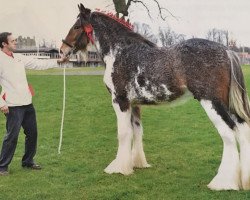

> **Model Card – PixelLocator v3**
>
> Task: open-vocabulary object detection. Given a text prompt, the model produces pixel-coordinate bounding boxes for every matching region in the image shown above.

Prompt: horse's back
[175,38,228,67]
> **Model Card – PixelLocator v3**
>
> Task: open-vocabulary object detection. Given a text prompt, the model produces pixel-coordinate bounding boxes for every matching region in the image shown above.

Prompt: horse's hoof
[241,177,250,190]
[104,159,133,175]
[207,175,240,191]
[207,183,239,191]
[133,162,151,168]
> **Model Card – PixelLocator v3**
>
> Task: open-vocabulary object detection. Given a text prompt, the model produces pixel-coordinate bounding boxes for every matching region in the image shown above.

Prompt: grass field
[0,66,250,199]
[26,66,104,75]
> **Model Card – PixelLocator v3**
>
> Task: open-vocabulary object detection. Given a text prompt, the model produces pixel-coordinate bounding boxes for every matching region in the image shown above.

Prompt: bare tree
[113,0,128,18]
[112,0,175,20]
[206,28,229,47]
[133,22,158,44]
[224,30,229,47]
[158,27,185,47]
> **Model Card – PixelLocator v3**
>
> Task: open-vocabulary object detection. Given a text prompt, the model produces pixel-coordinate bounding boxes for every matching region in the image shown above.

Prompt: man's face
[3,35,17,51]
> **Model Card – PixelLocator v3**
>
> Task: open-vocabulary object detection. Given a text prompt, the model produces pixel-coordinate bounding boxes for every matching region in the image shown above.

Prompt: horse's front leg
[131,105,150,168]
[104,98,134,175]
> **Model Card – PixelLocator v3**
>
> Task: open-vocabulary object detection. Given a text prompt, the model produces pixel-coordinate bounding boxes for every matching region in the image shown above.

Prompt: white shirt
[0,51,58,107]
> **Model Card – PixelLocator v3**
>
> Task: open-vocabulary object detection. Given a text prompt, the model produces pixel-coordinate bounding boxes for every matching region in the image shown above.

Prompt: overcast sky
[1,0,250,47]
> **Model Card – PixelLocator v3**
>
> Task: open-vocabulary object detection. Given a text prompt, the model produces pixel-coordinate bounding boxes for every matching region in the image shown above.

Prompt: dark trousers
[0,104,37,171]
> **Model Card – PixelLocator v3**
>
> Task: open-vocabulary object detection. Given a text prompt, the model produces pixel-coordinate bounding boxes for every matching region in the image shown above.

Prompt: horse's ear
[78,3,85,12]
[78,3,91,17]
[80,3,85,11]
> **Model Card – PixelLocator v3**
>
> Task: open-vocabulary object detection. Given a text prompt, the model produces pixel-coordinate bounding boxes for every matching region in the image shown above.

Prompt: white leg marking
[104,101,134,175]
[200,100,240,190]
[236,122,250,190]
[131,110,151,168]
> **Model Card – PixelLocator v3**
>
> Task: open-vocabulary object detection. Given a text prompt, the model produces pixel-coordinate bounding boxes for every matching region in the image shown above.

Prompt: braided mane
[94,9,134,30]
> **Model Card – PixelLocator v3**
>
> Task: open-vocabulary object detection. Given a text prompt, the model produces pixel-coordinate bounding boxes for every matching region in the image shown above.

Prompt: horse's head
[59,4,93,61]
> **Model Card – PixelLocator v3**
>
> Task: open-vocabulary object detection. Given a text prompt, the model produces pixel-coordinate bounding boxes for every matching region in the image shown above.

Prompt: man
[0,32,65,175]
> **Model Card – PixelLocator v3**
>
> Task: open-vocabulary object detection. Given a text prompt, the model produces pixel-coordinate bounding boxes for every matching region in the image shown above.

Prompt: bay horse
[59,4,250,191]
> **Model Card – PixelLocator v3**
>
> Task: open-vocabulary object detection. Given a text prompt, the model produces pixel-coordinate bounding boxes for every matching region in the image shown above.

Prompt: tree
[113,0,128,17]
[206,28,229,47]
[112,0,174,20]
[133,22,158,44]
[158,27,185,47]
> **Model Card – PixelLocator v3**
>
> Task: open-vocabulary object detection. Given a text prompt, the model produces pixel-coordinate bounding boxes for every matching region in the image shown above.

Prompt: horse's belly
[129,82,192,106]
[157,89,193,107]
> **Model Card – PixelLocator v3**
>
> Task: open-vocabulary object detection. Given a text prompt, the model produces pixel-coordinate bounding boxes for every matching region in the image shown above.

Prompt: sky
[1,0,250,47]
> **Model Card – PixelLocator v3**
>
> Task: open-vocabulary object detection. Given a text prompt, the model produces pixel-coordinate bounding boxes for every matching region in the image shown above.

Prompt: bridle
[62,31,86,57]
[61,16,94,57]
[61,13,104,63]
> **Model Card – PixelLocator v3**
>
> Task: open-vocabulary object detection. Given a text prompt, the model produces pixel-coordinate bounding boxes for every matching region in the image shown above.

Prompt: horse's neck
[91,14,157,61]
[91,15,129,56]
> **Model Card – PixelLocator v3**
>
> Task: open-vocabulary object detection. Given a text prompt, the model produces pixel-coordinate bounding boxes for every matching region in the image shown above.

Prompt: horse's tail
[227,50,250,125]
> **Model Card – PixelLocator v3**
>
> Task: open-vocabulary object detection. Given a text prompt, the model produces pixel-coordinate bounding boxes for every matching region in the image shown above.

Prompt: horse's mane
[94,9,134,30]
[91,11,157,48]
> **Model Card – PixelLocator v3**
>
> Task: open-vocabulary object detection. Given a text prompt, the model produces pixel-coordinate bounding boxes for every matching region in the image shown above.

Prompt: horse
[59,3,250,191]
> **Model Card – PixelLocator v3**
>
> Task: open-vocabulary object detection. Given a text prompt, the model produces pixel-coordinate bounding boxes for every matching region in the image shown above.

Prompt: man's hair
[0,32,12,48]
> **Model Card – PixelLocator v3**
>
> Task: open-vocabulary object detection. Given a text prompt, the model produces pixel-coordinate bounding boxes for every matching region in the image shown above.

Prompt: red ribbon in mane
[84,24,94,44]
[94,9,134,30]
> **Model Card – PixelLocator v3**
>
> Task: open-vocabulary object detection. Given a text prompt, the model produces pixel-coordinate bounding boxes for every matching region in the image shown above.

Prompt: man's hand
[0,105,9,114]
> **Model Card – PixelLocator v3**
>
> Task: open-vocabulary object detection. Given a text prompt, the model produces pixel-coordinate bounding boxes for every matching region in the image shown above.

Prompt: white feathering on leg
[236,122,250,190]
[201,100,240,190]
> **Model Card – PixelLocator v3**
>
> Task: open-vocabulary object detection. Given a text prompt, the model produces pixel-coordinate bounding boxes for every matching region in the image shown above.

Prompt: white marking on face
[60,44,71,58]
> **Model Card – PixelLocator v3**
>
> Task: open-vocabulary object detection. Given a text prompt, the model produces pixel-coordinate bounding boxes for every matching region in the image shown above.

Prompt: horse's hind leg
[235,121,250,190]
[104,99,133,175]
[200,99,241,190]
[131,105,150,168]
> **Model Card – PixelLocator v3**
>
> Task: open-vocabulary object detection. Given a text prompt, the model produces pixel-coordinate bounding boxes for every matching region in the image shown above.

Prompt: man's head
[0,32,17,52]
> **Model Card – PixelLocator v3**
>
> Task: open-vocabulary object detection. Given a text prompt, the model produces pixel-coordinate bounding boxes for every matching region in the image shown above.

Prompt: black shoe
[22,164,42,170]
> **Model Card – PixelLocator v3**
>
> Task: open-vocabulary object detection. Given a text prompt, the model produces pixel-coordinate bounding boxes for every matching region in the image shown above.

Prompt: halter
[62,32,85,57]
[61,23,94,57]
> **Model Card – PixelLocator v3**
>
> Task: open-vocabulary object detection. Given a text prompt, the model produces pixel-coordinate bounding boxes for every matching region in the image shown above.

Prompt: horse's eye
[74,26,81,29]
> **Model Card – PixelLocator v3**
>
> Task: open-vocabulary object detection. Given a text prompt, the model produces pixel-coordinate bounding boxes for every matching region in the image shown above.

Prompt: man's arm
[19,54,59,70]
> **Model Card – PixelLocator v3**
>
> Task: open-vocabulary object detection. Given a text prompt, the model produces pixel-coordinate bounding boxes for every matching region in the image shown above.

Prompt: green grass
[26,66,104,75]
[0,66,250,199]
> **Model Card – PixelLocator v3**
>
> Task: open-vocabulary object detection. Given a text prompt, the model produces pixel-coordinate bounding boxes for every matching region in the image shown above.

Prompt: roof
[14,47,59,53]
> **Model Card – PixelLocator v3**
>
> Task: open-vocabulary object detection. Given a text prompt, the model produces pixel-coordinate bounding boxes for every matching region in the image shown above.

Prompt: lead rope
[58,63,66,154]
[58,25,102,154]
